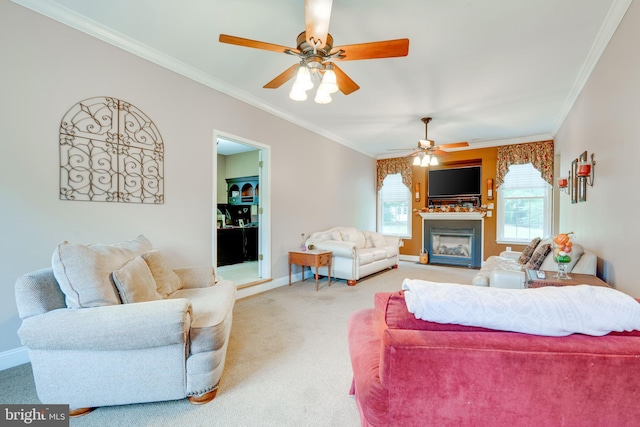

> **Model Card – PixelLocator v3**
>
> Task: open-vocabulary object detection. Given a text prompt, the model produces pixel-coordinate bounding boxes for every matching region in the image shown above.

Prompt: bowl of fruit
[552,232,574,279]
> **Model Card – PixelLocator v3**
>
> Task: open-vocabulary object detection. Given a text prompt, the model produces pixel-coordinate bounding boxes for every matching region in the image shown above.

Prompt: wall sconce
[576,152,595,186]
[414,183,421,202]
[486,178,494,200]
[557,175,570,194]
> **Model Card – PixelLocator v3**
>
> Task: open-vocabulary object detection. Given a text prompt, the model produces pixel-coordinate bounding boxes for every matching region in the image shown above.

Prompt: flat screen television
[428,165,481,198]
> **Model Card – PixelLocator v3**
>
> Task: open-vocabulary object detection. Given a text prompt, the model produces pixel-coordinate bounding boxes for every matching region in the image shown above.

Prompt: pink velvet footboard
[381,328,640,426]
[348,308,390,426]
[349,291,640,426]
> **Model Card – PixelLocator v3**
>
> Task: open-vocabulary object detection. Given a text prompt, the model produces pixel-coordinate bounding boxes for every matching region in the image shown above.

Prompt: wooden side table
[288,250,332,291]
[526,270,611,288]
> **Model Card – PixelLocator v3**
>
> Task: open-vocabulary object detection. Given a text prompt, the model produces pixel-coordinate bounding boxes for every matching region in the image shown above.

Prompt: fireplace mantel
[419,212,485,221]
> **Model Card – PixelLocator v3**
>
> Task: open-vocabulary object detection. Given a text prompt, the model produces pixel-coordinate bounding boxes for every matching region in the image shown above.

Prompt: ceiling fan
[218,0,409,103]
[391,117,469,167]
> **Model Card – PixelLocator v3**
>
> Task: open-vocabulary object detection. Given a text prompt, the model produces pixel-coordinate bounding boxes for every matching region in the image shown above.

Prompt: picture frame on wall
[571,159,578,204]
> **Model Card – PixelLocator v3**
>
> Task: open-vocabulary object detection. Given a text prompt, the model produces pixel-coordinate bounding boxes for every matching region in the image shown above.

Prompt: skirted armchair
[14,235,236,416]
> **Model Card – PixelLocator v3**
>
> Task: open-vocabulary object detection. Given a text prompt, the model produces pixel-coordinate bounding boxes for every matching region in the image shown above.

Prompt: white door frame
[212,130,271,281]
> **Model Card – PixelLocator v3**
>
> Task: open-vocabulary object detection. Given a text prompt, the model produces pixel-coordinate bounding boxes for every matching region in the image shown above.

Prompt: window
[378,173,411,237]
[497,163,552,243]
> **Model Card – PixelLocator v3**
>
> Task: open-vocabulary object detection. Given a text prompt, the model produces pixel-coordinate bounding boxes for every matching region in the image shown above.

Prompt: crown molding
[551,0,632,136]
[376,133,554,160]
[11,0,370,157]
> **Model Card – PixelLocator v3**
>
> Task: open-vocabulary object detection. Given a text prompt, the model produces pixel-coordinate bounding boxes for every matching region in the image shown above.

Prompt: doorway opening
[213,131,271,287]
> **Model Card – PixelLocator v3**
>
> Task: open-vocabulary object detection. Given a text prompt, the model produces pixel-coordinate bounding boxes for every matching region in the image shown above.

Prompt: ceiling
[15,0,631,157]
[217,137,257,156]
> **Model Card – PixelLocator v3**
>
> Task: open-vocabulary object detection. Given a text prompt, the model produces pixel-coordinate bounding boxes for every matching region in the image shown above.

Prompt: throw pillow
[524,243,552,270]
[340,227,359,243]
[112,256,162,303]
[517,237,541,264]
[402,279,640,336]
[142,249,183,297]
[370,233,388,248]
[52,235,153,308]
[354,231,367,248]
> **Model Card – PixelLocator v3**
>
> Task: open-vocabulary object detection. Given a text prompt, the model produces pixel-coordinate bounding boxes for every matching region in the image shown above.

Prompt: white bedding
[402,279,640,336]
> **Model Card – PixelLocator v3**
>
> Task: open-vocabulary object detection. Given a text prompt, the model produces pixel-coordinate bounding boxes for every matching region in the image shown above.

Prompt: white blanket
[402,279,640,336]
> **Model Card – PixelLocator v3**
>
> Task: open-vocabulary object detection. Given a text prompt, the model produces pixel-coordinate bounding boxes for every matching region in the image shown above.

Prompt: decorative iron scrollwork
[59,96,164,204]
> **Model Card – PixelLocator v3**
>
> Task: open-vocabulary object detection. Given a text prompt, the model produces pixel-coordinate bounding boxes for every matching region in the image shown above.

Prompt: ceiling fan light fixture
[413,156,421,166]
[319,67,339,94]
[294,64,314,91]
[430,156,439,166]
[314,87,332,104]
[421,155,431,167]
[289,84,308,101]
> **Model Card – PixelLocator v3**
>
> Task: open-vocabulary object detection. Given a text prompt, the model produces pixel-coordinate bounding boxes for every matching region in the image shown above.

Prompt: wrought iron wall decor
[59,96,164,204]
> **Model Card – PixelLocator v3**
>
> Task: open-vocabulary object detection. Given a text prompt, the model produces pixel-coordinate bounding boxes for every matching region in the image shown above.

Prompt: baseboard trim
[399,255,419,262]
[236,270,314,299]
[0,347,29,371]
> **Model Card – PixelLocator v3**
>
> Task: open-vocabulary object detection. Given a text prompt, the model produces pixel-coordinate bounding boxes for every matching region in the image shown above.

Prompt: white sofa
[305,227,401,286]
[472,237,597,288]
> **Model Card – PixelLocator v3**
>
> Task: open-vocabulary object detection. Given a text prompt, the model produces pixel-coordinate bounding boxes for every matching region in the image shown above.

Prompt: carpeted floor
[0,262,477,426]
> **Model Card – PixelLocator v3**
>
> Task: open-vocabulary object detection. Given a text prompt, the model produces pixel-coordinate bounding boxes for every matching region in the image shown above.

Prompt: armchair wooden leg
[188,388,218,405]
[347,280,357,286]
[69,407,96,417]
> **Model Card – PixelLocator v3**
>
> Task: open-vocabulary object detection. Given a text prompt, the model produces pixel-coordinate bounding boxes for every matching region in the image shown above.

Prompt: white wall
[555,0,640,295]
[0,2,376,354]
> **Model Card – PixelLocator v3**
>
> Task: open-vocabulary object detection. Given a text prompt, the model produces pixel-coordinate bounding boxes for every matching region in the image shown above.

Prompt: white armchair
[15,236,236,416]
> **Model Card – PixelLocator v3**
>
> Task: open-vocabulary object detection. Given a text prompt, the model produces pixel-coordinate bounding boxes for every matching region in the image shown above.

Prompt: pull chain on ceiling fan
[218,0,409,104]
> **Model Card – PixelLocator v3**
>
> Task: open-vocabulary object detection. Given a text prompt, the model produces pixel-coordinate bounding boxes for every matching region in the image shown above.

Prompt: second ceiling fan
[219,0,409,103]
[391,117,470,167]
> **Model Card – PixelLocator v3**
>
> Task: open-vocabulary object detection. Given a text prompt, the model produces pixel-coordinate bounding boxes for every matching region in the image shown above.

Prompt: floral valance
[376,157,412,192]
[496,140,554,188]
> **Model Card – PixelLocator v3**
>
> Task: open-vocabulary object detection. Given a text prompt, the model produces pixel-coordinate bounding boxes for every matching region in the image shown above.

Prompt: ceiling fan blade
[264,64,298,89]
[219,34,299,55]
[436,142,469,149]
[431,149,450,156]
[331,38,409,61]
[305,0,333,49]
[332,63,360,95]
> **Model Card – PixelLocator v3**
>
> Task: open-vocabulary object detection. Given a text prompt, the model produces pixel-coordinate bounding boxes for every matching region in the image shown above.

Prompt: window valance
[376,157,412,192]
[496,140,554,188]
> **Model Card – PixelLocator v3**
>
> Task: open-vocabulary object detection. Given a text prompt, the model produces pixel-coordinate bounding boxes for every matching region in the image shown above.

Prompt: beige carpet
[0,262,477,426]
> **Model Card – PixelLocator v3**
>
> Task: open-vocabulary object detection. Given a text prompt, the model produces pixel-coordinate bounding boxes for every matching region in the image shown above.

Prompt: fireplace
[430,228,474,267]
[420,213,483,268]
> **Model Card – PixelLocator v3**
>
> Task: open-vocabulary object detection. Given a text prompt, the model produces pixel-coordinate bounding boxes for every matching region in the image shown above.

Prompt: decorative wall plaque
[59,96,164,203]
